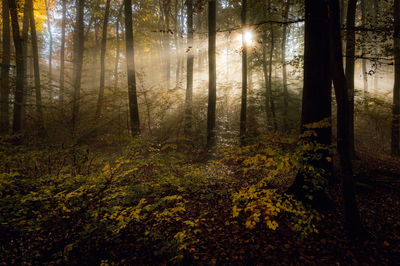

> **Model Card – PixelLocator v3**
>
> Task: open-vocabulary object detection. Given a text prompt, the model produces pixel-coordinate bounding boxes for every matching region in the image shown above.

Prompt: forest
[0,0,399,264]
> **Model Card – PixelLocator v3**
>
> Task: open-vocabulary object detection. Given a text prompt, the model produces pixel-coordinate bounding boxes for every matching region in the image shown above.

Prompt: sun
[243,30,253,46]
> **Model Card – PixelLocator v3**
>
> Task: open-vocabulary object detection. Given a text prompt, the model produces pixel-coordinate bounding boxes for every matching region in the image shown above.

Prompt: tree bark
[240,0,247,140]
[344,0,357,158]
[184,0,194,136]
[114,13,121,91]
[288,0,332,199]
[282,0,290,131]
[96,0,112,118]
[124,0,140,136]
[207,0,217,148]
[360,0,368,101]
[71,0,85,134]
[9,0,25,133]
[44,0,53,102]
[267,0,277,131]
[0,0,11,134]
[328,0,364,236]
[59,0,66,105]
[28,0,44,130]
[21,0,29,127]
[392,0,400,156]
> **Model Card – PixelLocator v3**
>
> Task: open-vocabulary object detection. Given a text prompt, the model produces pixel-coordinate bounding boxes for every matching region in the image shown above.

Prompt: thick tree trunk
[124,0,140,136]
[240,0,247,140]
[392,0,400,156]
[184,0,194,136]
[28,0,44,130]
[328,0,364,236]
[9,0,25,133]
[96,0,112,118]
[207,0,217,147]
[59,0,66,105]
[288,0,332,199]
[71,0,85,134]
[345,0,357,158]
[0,0,11,134]
[44,0,53,102]
[282,0,290,131]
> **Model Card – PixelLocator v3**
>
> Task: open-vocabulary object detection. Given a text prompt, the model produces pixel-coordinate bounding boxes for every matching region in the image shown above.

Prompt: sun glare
[243,30,253,46]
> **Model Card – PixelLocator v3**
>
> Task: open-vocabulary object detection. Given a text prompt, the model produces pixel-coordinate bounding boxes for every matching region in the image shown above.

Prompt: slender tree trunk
[345,0,356,157]
[71,0,85,134]
[262,34,273,130]
[328,0,364,236]
[96,0,112,118]
[59,0,66,105]
[392,0,400,156]
[373,0,379,91]
[9,0,25,133]
[361,0,368,102]
[28,0,44,130]
[184,0,194,136]
[164,1,171,88]
[44,0,53,102]
[0,0,11,134]
[267,0,277,131]
[114,16,121,90]
[124,0,140,136]
[207,0,217,147]
[174,0,181,86]
[282,0,290,131]
[240,0,248,140]
[21,0,29,127]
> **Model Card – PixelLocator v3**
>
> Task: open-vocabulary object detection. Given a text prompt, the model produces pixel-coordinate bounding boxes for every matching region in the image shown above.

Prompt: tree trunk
[0,0,11,134]
[392,0,400,156]
[328,0,364,236]
[184,0,194,136]
[373,0,378,91]
[59,0,66,105]
[361,0,368,102]
[262,34,273,130]
[21,0,29,127]
[71,0,85,134]
[344,0,357,158]
[44,0,53,102]
[267,0,277,131]
[96,0,112,118]
[28,0,44,130]
[207,0,217,148]
[114,14,121,91]
[163,1,171,88]
[9,0,25,133]
[240,0,248,140]
[174,0,181,87]
[124,0,140,136]
[282,0,290,131]
[288,0,332,199]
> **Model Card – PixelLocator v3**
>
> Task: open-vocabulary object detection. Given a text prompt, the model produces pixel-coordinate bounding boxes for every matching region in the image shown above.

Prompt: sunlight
[243,30,253,46]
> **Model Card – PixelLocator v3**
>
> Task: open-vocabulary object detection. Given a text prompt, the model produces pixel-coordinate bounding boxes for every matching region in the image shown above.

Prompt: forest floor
[1,138,400,265]
[114,151,400,265]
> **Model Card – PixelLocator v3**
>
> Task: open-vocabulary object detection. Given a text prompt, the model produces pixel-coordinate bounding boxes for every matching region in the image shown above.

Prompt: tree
[28,0,44,130]
[96,0,112,118]
[281,0,290,130]
[59,0,66,105]
[124,0,140,136]
[9,0,25,133]
[288,0,332,200]
[0,0,11,134]
[328,0,364,236]
[344,0,357,158]
[392,0,400,156]
[44,0,53,102]
[71,0,85,134]
[239,0,247,140]
[184,0,194,136]
[207,0,217,147]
